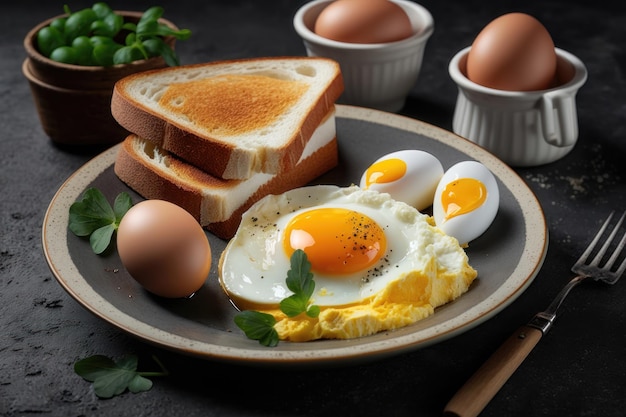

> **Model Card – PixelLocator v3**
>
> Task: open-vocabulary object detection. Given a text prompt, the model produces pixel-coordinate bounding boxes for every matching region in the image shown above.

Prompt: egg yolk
[363,158,406,188]
[441,178,487,220]
[283,208,387,275]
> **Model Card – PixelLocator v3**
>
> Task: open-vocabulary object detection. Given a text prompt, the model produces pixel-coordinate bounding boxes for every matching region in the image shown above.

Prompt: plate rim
[42,104,548,365]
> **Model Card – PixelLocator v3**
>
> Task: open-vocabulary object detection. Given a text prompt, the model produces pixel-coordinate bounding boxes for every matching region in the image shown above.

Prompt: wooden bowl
[23,11,178,146]
[22,58,130,146]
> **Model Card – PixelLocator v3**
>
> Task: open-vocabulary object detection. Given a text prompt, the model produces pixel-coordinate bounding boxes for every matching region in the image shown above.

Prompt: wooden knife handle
[443,325,543,417]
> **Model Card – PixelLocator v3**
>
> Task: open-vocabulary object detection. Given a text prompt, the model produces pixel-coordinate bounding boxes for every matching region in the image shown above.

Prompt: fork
[443,211,626,417]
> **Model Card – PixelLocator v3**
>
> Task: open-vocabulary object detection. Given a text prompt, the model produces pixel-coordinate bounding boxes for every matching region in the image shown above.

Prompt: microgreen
[74,354,168,398]
[234,310,279,347]
[281,249,321,318]
[68,187,133,254]
[234,250,319,347]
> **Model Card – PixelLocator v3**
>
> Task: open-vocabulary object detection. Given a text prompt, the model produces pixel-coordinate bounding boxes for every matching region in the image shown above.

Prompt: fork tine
[589,211,624,267]
[575,211,614,268]
[604,212,626,263]
[608,214,626,281]
[580,211,626,285]
[612,238,626,278]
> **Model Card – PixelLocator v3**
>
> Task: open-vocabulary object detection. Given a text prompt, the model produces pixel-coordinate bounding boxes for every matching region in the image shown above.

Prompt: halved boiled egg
[218,185,477,341]
[359,150,444,211]
[433,161,499,245]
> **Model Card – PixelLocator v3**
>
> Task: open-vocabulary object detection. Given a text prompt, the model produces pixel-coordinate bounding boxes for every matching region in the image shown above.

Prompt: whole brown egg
[117,200,212,298]
[466,13,557,91]
[314,0,413,44]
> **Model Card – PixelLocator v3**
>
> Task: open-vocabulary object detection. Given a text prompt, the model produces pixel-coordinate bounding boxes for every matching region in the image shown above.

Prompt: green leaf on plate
[68,187,133,254]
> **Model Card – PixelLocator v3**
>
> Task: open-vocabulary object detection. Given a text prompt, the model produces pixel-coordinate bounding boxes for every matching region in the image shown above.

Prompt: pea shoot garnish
[234,311,279,347]
[234,249,320,347]
[74,354,168,398]
[37,2,191,66]
[68,187,133,254]
[280,250,321,318]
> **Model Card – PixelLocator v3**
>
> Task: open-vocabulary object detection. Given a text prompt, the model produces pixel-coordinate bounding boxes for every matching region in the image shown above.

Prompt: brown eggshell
[314,0,413,44]
[466,13,557,91]
[117,200,212,298]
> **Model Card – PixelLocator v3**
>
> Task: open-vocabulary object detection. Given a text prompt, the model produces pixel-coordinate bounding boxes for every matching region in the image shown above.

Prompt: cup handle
[540,91,578,147]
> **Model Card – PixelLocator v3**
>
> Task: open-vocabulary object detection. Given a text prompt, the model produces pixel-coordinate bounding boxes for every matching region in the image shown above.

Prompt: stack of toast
[112,57,344,239]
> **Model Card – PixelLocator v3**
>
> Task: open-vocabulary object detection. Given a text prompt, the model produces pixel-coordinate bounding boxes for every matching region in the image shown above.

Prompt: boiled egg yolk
[440,178,487,220]
[283,207,387,275]
[364,158,406,187]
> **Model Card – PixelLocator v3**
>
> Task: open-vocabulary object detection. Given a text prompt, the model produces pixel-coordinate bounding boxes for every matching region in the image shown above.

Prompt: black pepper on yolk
[283,208,387,275]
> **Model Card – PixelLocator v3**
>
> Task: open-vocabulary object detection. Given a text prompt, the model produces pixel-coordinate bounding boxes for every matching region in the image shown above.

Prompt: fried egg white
[218,185,477,342]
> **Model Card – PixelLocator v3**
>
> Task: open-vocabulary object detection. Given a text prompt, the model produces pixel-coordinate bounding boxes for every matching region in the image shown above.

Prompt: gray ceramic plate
[42,105,548,366]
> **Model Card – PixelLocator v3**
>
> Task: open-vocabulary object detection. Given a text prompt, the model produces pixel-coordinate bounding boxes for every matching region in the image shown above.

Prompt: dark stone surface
[2,1,625,416]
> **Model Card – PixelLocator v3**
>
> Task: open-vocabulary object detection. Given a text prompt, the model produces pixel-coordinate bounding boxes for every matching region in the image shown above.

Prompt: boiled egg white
[359,150,444,211]
[218,185,477,341]
[433,161,499,245]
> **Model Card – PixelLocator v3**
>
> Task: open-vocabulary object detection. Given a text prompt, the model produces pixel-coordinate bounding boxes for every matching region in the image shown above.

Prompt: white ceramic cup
[294,0,434,113]
[449,46,588,167]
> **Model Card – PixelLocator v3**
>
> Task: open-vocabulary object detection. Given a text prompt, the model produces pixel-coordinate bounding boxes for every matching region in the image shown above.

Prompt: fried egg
[218,185,477,342]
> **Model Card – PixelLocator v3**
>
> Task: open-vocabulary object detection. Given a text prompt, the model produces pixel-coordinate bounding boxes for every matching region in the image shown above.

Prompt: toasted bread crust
[111,57,343,180]
[114,137,203,218]
[114,107,339,239]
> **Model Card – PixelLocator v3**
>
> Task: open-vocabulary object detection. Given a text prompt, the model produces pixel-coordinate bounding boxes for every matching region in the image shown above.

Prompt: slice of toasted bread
[114,109,338,239]
[111,57,343,180]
